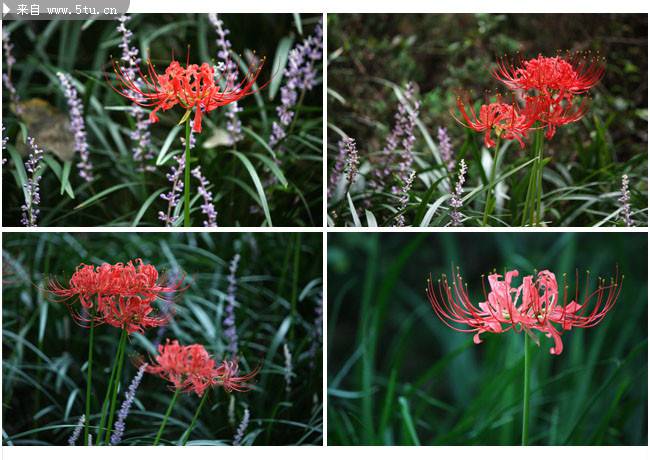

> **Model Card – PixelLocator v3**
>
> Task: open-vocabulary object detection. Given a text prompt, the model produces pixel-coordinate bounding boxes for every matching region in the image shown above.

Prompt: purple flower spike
[57,72,94,182]
[110,363,147,445]
[224,253,241,356]
[20,137,43,227]
[269,19,323,148]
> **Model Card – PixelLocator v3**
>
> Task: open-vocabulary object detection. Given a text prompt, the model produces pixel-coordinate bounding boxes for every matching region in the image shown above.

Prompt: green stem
[103,328,128,445]
[183,118,191,227]
[482,139,501,226]
[180,391,209,446]
[84,312,96,446]
[522,333,531,446]
[154,388,181,446]
[534,133,545,226]
[97,329,127,444]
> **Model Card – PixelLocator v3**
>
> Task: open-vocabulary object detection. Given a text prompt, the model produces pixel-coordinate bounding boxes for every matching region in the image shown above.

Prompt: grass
[2,232,323,445]
[2,13,322,227]
[327,232,648,445]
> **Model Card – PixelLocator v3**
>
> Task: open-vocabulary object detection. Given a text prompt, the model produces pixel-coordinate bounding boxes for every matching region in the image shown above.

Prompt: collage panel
[328,232,648,445]
[326,13,648,227]
[2,232,323,445]
[1,13,323,227]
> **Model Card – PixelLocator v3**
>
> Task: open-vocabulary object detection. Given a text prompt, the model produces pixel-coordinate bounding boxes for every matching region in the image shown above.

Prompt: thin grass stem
[183,118,191,227]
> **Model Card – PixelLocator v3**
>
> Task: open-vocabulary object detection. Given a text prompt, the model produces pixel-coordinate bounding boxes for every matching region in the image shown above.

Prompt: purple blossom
[2,30,20,112]
[308,292,323,369]
[208,14,243,143]
[619,174,634,227]
[191,165,218,227]
[327,139,347,199]
[224,253,241,356]
[437,127,455,172]
[283,342,293,393]
[68,414,85,446]
[449,159,467,227]
[158,154,185,227]
[269,19,323,148]
[57,72,94,182]
[370,82,420,196]
[20,137,43,227]
[344,138,359,186]
[110,363,147,445]
[395,170,415,227]
[2,124,7,165]
[116,15,154,172]
[233,408,250,446]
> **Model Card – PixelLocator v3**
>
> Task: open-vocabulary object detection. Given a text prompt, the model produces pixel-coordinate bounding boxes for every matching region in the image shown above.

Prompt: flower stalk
[84,312,95,446]
[183,117,191,227]
[522,332,531,446]
[482,139,500,226]
[153,387,181,446]
[180,390,209,446]
[103,328,128,444]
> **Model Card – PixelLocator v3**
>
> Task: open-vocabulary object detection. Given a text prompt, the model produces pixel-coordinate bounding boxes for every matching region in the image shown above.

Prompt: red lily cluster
[427,267,621,355]
[455,52,605,148]
[48,259,184,334]
[145,339,259,396]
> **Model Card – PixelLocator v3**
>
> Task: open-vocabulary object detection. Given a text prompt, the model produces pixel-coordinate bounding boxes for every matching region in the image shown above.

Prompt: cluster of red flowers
[145,340,258,396]
[427,267,621,355]
[112,57,266,133]
[48,259,182,334]
[455,52,605,148]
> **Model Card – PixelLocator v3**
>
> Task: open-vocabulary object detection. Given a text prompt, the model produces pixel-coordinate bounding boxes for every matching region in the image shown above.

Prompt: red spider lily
[215,360,260,393]
[454,96,534,148]
[526,94,590,140]
[493,52,605,96]
[426,267,621,355]
[145,340,258,396]
[111,56,267,133]
[47,259,184,309]
[101,296,171,334]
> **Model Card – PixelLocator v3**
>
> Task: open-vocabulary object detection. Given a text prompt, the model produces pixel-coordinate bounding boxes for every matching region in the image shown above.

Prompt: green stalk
[97,329,127,444]
[482,139,501,226]
[534,132,545,225]
[522,333,531,446]
[180,391,209,446]
[84,311,96,446]
[183,117,191,227]
[103,328,128,445]
[154,388,181,446]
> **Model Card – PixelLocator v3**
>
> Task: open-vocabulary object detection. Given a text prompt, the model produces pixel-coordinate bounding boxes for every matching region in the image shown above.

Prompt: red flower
[215,360,259,393]
[145,340,258,396]
[454,96,533,148]
[493,53,605,96]
[112,57,266,133]
[525,94,589,140]
[102,296,170,334]
[426,267,621,355]
[47,259,183,333]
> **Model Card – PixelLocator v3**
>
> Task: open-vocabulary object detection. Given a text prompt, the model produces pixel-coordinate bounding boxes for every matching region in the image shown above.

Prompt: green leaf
[131,187,166,227]
[230,151,273,226]
[74,182,138,210]
[250,152,288,188]
[269,37,294,100]
[347,192,361,227]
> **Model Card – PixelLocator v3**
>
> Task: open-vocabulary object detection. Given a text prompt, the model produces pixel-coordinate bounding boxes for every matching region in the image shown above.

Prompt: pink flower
[427,267,621,354]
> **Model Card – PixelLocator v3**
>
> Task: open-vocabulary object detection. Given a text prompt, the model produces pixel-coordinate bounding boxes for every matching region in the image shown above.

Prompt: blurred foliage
[3,232,323,445]
[328,232,647,445]
[2,14,323,226]
[328,14,648,226]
